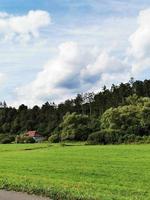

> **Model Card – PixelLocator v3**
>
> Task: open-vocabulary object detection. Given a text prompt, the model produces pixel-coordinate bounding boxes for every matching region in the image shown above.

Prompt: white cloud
[81,51,131,93]
[0,12,10,18]
[129,8,150,74]
[0,10,51,42]
[13,42,90,106]
[81,51,129,79]
[13,41,130,107]
[8,8,150,107]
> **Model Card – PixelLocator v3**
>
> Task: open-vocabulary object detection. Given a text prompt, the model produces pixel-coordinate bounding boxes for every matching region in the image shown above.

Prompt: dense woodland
[0,78,150,144]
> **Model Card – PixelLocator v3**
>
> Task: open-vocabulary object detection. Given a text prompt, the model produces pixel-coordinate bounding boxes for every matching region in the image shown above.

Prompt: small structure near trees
[16,131,45,143]
[25,131,45,142]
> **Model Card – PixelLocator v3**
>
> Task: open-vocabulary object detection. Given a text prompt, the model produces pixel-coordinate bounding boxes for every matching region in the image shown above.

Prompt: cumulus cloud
[81,51,129,83]
[11,8,150,107]
[129,8,150,74]
[0,12,10,18]
[13,41,130,107]
[0,10,51,42]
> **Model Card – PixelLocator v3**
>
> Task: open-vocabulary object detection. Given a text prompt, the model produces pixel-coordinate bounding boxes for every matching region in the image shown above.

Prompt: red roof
[25,131,41,137]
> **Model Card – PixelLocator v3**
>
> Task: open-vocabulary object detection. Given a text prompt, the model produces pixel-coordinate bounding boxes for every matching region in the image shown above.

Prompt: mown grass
[0,143,150,200]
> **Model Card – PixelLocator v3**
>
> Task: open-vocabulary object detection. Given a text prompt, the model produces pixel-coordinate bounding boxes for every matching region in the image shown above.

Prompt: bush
[134,136,142,143]
[48,134,60,143]
[120,134,136,144]
[87,129,123,145]
[87,131,101,145]
[118,134,150,144]
[1,136,15,144]
[0,134,15,144]
[15,135,35,143]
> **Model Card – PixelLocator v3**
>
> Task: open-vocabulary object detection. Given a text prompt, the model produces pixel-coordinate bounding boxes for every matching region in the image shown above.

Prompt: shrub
[87,131,101,145]
[0,134,15,144]
[48,134,60,143]
[122,134,136,144]
[1,136,15,144]
[87,129,123,145]
[15,135,35,143]
[134,136,142,143]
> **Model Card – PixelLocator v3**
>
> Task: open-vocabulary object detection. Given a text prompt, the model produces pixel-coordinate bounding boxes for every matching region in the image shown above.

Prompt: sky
[0,0,150,107]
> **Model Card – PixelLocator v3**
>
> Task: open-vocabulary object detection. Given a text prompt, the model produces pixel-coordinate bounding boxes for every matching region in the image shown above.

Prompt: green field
[0,143,150,200]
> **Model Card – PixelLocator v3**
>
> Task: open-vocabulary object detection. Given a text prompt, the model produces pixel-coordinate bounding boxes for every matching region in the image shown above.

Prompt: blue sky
[0,0,149,107]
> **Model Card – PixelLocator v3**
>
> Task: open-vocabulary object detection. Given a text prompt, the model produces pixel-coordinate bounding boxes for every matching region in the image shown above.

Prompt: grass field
[0,143,150,200]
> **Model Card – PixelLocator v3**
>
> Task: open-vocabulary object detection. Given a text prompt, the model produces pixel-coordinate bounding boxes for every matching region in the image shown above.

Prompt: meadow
[0,143,150,200]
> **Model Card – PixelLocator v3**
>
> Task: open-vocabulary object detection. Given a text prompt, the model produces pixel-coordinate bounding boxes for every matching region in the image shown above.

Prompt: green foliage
[118,135,150,144]
[48,134,60,143]
[87,129,123,145]
[101,104,141,131]
[60,112,92,141]
[15,135,35,143]
[0,79,150,142]
[87,131,101,145]
[0,134,15,144]
[141,101,150,128]
[101,96,150,137]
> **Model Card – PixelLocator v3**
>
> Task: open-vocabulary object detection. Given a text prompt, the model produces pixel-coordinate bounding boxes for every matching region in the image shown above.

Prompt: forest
[0,78,150,144]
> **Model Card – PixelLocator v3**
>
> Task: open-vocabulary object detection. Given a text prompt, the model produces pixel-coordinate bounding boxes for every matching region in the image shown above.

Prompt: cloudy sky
[0,0,150,107]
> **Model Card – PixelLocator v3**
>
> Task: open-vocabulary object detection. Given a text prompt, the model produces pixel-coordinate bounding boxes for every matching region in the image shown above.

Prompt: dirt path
[0,190,51,200]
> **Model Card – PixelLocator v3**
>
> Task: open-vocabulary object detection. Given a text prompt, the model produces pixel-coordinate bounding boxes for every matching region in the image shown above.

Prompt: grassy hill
[0,143,150,200]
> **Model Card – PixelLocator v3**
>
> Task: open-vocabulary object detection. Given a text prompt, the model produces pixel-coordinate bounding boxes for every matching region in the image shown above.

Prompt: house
[25,131,45,142]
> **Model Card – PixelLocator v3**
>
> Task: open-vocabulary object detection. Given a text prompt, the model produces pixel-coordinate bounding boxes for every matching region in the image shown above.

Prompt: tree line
[0,78,150,144]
